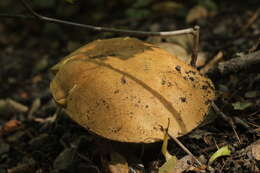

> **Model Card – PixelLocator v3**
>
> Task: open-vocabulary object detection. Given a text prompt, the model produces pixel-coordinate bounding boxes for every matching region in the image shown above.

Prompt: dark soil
[0,0,259,173]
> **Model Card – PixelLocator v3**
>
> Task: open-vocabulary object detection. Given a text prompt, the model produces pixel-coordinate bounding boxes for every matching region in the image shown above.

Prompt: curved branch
[19,0,199,67]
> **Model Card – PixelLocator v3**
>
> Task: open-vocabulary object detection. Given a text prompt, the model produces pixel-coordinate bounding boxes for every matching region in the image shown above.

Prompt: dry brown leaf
[149,37,207,67]
[200,51,224,74]
[0,99,28,113]
[102,152,128,173]
[251,140,260,161]
[159,156,177,173]
[152,1,184,15]
[50,37,215,143]
[173,155,194,173]
[0,119,22,136]
[186,5,208,23]
[155,42,189,63]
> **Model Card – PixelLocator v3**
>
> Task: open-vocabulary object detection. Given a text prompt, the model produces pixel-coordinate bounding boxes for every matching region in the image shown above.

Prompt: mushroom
[50,37,214,143]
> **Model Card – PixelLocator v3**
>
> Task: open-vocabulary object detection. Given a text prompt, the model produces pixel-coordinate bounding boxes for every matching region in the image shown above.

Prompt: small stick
[241,8,260,32]
[211,102,229,122]
[20,0,195,36]
[212,102,241,143]
[207,50,260,76]
[232,125,241,144]
[7,163,36,173]
[200,142,226,153]
[168,133,202,166]
[190,26,200,67]
[200,51,224,74]
[166,119,202,166]
[18,0,199,67]
[218,50,260,75]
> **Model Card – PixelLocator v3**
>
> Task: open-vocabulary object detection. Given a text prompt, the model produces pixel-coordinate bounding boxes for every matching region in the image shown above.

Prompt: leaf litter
[0,1,260,173]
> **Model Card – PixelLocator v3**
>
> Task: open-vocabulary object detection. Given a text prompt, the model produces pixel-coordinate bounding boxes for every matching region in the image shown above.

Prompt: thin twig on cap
[19,0,199,67]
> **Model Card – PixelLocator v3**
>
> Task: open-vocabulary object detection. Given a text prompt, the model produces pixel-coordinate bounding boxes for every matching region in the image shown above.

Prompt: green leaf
[209,145,231,164]
[159,156,177,173]
[161,133,172,161]
[160,128,178,173]
[232,102,253,110]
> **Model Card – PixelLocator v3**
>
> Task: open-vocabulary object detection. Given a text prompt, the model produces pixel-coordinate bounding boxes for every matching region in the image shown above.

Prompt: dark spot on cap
[180,97,187,102]
[161,79,166,85]
[175,65,181,72]
[204,80,214,90]
[202,85,208,90]
[145,105,149,108]
[185,70,196,75]
[189,77,195,81]
[111,127,122,133]
[121,76,127,84]
[114,89,120,94]
[204,100,211,105]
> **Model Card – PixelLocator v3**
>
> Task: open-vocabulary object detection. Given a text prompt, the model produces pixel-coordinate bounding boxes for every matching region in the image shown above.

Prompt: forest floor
[0,0,259,173]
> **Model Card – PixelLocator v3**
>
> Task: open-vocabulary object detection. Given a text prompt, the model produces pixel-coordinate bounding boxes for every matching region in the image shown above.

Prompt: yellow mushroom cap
[50,37,215,143]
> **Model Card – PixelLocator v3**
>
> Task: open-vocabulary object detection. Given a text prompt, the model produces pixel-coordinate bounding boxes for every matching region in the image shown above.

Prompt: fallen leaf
[209,145,231,164]
[159,130,180,173]
[244,91,260,98]
[0,99,28,114]
[188,129,213,140]
[159,156,177,173]
[172,155,194,173]
[28,98,41,120]
[186,5,208,23]
[34,55,49,72]
[232,102,253,110]
[251,140,260,161]
[155,42,189,63]
[152,1,184,15]
[104,152,129,173]
[32,75,43,84]
[53,148,77,171]
[0,119,22,136]
[166,34,193,51]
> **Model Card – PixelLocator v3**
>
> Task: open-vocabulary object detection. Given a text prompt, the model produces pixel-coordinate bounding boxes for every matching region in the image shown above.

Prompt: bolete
[50,37,214,143]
